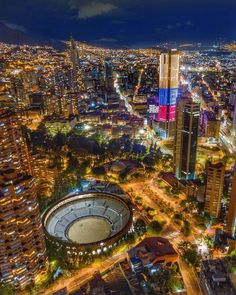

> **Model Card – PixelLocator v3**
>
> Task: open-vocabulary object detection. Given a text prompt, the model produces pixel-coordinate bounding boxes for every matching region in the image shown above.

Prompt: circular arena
[42,192,133,253]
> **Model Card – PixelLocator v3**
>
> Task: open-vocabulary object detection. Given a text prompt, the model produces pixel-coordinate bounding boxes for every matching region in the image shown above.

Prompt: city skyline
[1,2,236,294]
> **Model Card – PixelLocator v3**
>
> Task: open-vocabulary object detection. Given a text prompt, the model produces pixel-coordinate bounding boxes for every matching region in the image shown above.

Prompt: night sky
[0,0,236,47]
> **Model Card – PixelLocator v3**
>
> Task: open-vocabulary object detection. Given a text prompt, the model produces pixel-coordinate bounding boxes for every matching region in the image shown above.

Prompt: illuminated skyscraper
[158,50,180,138]
[232,98,236,139]
[0,110,47,288]
[227,171,236,237]
[174,96,200,180]
[0,110,31,174]
[104,58,114,103]
[204,162,225,218]
[105,58,114,92]
[69,36,84,92]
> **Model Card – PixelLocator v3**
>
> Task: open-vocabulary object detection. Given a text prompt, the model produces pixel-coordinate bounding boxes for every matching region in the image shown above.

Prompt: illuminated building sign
[159,88,178,106]
[148,105,159,114]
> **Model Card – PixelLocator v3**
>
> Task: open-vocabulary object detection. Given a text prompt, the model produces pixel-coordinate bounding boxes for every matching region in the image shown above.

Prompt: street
[121,177,204,295]
[35,252,127,295]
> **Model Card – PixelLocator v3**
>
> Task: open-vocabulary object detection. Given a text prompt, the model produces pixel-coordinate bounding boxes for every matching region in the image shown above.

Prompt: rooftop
[200,259,236,295]
[128,237,177,267]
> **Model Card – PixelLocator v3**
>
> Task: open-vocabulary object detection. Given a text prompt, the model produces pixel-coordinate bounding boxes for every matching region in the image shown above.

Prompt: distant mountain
[0,22,66,50]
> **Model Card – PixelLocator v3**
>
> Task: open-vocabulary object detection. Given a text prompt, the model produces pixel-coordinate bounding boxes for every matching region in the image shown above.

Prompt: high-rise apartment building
[158,50,180,138]
[200,111,220,140]
[104,58,114,104]
[105,58,114,93]
[10,76,29,108]
[0,110,31,174]
[227,171,236,237]
[174,96,200,180]
[204,162,225,218]
[69,37,84,92]
[232,98,236,141]
[0,110,47,288]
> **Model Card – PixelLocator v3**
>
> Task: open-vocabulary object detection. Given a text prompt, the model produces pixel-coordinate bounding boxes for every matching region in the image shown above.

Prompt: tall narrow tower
[70,36,79,71]
[69,36,84,92]
[227,171,236,237]
[0,110,47,289]
[174,96,200,180]
[158,50,180,138]
[204,161,225,218]
[232,99,236,145]
[105,58,114,94]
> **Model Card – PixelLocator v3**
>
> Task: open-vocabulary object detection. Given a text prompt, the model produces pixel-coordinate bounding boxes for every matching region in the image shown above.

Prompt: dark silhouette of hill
[0,22,65,50]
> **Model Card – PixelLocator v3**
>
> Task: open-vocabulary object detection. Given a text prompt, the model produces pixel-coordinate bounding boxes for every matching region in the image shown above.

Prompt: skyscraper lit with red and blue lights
[158,50,180,138]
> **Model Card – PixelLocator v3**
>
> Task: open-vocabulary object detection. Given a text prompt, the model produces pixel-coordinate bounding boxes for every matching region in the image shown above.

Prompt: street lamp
[139,129,145,135]
[84,124,91,131]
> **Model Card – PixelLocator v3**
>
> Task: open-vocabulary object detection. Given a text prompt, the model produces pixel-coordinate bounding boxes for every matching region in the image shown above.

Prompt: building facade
[158,50,180,138]
[174,97,200,180]
[0,110,31,174]
[0,110,47,288]
[201,110,220,140]
[69,37,84,92]
[227,171,236,237]
[204,162,225,218]
[232,98,236,139]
